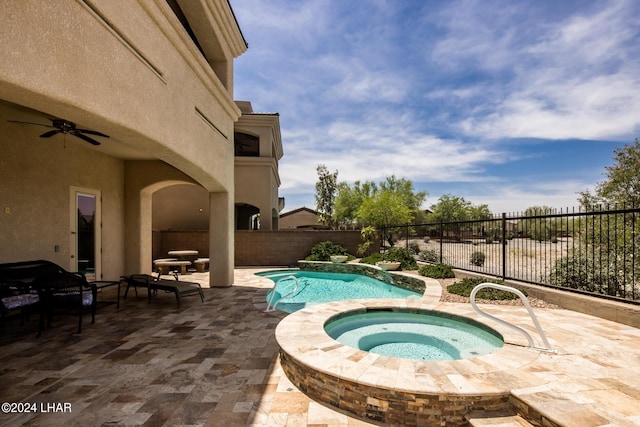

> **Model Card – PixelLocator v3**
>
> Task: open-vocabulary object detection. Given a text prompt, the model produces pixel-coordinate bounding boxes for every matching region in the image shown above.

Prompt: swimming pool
[257,270,421,313]
[324,309,504,360]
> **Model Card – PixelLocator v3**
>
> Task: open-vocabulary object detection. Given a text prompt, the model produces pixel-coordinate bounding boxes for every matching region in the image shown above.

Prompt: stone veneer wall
[298,261,426,294]
[279,351,511,426]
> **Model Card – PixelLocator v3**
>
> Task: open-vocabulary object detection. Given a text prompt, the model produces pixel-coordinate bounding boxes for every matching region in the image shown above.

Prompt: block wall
[152,230,370,266]
[235,230,366,266]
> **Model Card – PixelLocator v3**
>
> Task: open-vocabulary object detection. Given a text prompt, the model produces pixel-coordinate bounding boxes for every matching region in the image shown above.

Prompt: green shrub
[359,252,384,265]
[485,237,493,244]
[550,249,628,297]
[470,251,486,266]
[418,263,455,279]
[360,247,417,270]
[305,241,350,261]
[382,247,418,270]
[419,249,439,263]
[408,242,421,255]
[447,277,524,300]
[357,226,377,256]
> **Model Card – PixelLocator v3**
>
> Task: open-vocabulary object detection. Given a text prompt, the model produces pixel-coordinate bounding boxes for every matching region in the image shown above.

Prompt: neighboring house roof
[279,206,318,218]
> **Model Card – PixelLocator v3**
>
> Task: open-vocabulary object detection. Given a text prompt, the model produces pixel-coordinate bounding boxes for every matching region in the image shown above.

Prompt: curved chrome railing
[265,275,299,312]
[470,283,556,353]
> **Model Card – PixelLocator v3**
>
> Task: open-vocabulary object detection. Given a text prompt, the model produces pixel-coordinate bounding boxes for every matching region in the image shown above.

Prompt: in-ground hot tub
[324,308,504,361]
[275,300,539,426]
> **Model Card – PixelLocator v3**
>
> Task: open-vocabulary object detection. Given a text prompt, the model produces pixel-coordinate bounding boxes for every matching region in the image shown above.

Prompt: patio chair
[33,269,96,334]
[122,274,204,308]
[0,280,40,328]
[0,260,96,335]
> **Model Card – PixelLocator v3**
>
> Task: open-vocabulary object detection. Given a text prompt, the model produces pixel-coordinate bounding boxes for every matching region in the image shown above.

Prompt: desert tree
[314,164,338,228]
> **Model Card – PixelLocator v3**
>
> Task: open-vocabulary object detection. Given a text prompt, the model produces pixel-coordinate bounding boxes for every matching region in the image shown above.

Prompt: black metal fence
[381,205,640,304]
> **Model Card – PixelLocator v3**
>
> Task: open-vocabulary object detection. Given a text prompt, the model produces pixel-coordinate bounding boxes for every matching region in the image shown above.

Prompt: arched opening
[153,184,209,230]
[235,203,260,230]
[151,184,210,267]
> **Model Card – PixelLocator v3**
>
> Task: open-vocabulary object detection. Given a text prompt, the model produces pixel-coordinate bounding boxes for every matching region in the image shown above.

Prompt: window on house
[234,132,259,157]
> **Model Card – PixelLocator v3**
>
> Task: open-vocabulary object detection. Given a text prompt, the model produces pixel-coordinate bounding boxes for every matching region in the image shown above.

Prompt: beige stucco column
[259,202,273,231]
[209,191,234,287]
[124,176,151,276]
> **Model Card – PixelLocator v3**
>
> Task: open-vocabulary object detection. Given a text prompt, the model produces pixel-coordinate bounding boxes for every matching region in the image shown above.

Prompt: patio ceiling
[0,99,151,160]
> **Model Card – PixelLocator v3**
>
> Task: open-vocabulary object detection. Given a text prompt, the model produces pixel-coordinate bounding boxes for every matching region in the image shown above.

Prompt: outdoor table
[91,280,122,308]
[167,250,199,262]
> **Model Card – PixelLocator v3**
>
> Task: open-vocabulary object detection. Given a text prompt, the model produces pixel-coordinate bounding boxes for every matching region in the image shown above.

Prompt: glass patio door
[70,187,101,281]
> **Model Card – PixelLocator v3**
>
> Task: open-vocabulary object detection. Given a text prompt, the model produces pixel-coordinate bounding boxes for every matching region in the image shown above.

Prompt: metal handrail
[470,283,556,353]
[265,275,299,312]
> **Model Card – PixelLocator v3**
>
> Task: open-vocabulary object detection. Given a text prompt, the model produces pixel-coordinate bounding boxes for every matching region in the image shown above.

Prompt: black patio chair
[0,280,40,329]
[33,268,97,334]
[0,260,96,335]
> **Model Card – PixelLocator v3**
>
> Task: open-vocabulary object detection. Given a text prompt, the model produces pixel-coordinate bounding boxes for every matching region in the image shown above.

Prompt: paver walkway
[0,268,639,426]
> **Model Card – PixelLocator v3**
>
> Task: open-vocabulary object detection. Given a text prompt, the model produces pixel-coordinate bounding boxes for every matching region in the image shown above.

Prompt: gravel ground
[436,277,559,309]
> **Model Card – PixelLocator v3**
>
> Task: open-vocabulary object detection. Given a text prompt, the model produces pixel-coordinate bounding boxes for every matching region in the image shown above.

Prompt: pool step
[466,410,533,427]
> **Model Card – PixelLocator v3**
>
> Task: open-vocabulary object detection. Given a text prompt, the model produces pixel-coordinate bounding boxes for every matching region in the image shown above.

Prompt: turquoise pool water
[325,310,504,361]
[258,270,421,313]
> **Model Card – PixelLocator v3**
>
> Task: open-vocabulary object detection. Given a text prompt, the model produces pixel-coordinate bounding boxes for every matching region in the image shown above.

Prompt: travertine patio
[1,268,639,426]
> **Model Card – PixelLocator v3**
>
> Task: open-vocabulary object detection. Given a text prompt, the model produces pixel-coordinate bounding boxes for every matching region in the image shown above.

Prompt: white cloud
[430,0,526,72]
[442,0,640,141]
[278,113,508,195]
[460,72,640,140]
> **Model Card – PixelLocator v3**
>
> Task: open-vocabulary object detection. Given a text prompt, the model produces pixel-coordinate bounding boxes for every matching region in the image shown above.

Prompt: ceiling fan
[8,118,109,146]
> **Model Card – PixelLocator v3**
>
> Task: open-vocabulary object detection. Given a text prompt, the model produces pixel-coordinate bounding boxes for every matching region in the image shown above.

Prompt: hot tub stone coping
[275,299,543,396]
[274,299,548,426]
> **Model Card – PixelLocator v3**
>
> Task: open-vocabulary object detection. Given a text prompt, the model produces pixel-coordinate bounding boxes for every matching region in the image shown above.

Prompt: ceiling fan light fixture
[8,117,109,146]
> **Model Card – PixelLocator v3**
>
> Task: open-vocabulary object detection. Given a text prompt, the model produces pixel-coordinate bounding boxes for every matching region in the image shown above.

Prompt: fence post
[439,221,443,264]
[501,212,507,280]
[405,224,409,250]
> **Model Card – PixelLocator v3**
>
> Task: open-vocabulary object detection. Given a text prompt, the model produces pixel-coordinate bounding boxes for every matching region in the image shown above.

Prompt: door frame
[70,186,101,280]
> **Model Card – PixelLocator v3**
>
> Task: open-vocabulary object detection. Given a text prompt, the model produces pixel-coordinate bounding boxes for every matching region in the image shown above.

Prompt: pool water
[258,270,421,313]
[324,310,504,360]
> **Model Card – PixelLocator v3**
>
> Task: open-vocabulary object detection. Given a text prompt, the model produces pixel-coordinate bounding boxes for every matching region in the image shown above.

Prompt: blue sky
[230,0,640,214]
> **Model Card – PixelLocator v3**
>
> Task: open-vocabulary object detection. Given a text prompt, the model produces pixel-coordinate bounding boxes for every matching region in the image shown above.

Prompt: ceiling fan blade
[71,131,101,146]
[77,128,110,138]
[40,129,61,138]
[8,120,55,129]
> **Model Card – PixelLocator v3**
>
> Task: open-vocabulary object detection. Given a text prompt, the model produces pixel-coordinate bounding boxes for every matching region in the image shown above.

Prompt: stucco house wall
[279,207,321,230]
[0,0,247,286]
[234,102,283,231]
[0,127,125,279]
